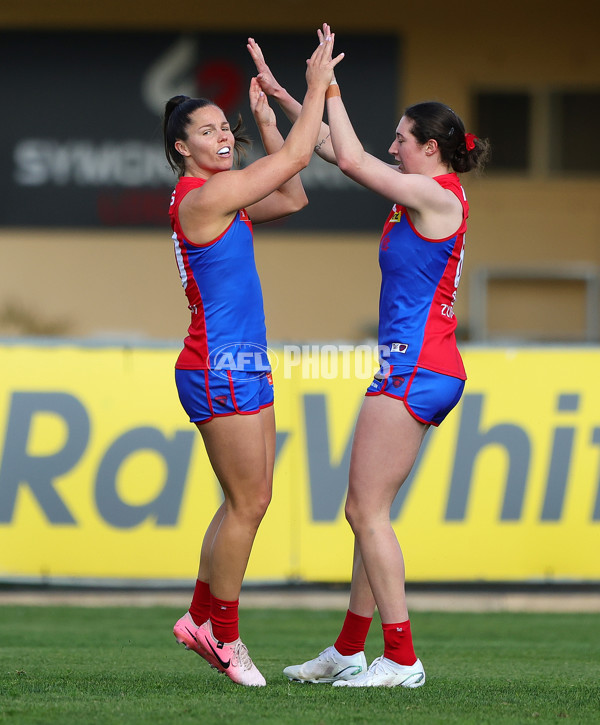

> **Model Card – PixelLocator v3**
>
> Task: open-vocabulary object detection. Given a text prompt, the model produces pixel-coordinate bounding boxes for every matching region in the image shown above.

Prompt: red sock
[334,609,373,656]
[382,620,417,666]
[210,596,239,643]
[188,579,211,626]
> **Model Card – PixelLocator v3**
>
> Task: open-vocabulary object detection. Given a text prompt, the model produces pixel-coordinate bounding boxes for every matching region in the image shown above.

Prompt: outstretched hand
[247,37,284,97]
[317,23,334,47]
[249,76,276,126]
[306,23,344,91]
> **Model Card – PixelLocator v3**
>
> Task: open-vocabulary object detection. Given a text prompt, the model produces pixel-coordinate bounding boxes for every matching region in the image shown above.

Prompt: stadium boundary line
[1,585,600,612]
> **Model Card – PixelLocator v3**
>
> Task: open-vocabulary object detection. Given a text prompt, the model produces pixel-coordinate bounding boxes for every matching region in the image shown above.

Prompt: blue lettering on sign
[0,392,89,524]
[0,390,599,527]
[0,390,291,528]
[303,393,431,522]
[446,394,531,521]
[95,427,195,528]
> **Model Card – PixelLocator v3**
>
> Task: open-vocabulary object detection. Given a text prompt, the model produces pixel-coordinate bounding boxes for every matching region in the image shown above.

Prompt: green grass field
[1,605,599,724]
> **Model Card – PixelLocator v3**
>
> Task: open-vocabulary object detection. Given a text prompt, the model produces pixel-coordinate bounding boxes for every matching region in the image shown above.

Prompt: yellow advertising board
[0,343,599,584]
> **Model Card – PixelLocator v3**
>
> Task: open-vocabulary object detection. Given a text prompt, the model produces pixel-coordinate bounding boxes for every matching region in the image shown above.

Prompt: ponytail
[163,95,251,177]
[451,131,491,174]
[404,101,490,174]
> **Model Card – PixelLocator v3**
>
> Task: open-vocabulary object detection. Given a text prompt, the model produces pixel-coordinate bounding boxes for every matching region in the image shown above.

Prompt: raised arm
[325,70,461,230]
[178,31,344,242]
[247,33,337,165]
[245,76,308,222]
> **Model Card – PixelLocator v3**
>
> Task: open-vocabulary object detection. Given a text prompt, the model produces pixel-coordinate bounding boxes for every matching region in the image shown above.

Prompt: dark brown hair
[163,95,251,176]
[403,101,490,173]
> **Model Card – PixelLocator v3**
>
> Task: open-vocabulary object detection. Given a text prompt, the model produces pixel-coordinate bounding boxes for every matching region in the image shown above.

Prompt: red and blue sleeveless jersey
[169,176,269,371]
[378,173,468,379]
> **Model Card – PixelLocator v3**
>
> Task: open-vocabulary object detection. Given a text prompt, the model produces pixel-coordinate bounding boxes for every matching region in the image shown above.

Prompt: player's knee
[231,483,271,526]
[344,497,363,534]
[254,486,272,520]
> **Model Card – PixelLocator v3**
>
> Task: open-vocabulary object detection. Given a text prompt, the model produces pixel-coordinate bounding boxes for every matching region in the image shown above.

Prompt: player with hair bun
[249,23,490,688]
[165,30,343,687]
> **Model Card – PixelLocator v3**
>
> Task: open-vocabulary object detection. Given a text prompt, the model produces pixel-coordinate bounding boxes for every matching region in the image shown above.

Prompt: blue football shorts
[175,368,274,424]
[365,364,465,426]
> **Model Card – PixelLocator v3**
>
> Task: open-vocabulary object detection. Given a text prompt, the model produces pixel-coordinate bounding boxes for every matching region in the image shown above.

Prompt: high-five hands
[305,23,344,91]
[248,24,344,98]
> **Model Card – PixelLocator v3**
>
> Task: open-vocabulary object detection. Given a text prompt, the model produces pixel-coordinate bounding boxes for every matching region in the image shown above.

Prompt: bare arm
[245,77,308,224]
[326,84,463,236]
[179,33,344,243]
[247,34,337,165]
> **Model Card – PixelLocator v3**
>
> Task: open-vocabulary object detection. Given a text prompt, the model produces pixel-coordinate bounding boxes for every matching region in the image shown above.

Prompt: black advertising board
[0,31,399,230]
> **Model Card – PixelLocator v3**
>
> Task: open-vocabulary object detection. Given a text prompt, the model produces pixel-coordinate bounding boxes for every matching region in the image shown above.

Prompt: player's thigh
[198,411,272,505]
[258,403,276,487]
[348,394,427,512]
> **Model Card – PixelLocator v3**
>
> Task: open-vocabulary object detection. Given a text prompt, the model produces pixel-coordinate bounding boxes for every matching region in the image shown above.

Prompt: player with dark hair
[249,25,490,688]
[165,30,343,687]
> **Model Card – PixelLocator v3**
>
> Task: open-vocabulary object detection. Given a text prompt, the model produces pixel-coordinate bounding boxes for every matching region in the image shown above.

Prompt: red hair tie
[465,132,477,151]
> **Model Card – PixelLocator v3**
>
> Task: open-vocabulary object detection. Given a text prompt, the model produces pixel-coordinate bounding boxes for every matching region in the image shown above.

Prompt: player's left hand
[249,77,277,127]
